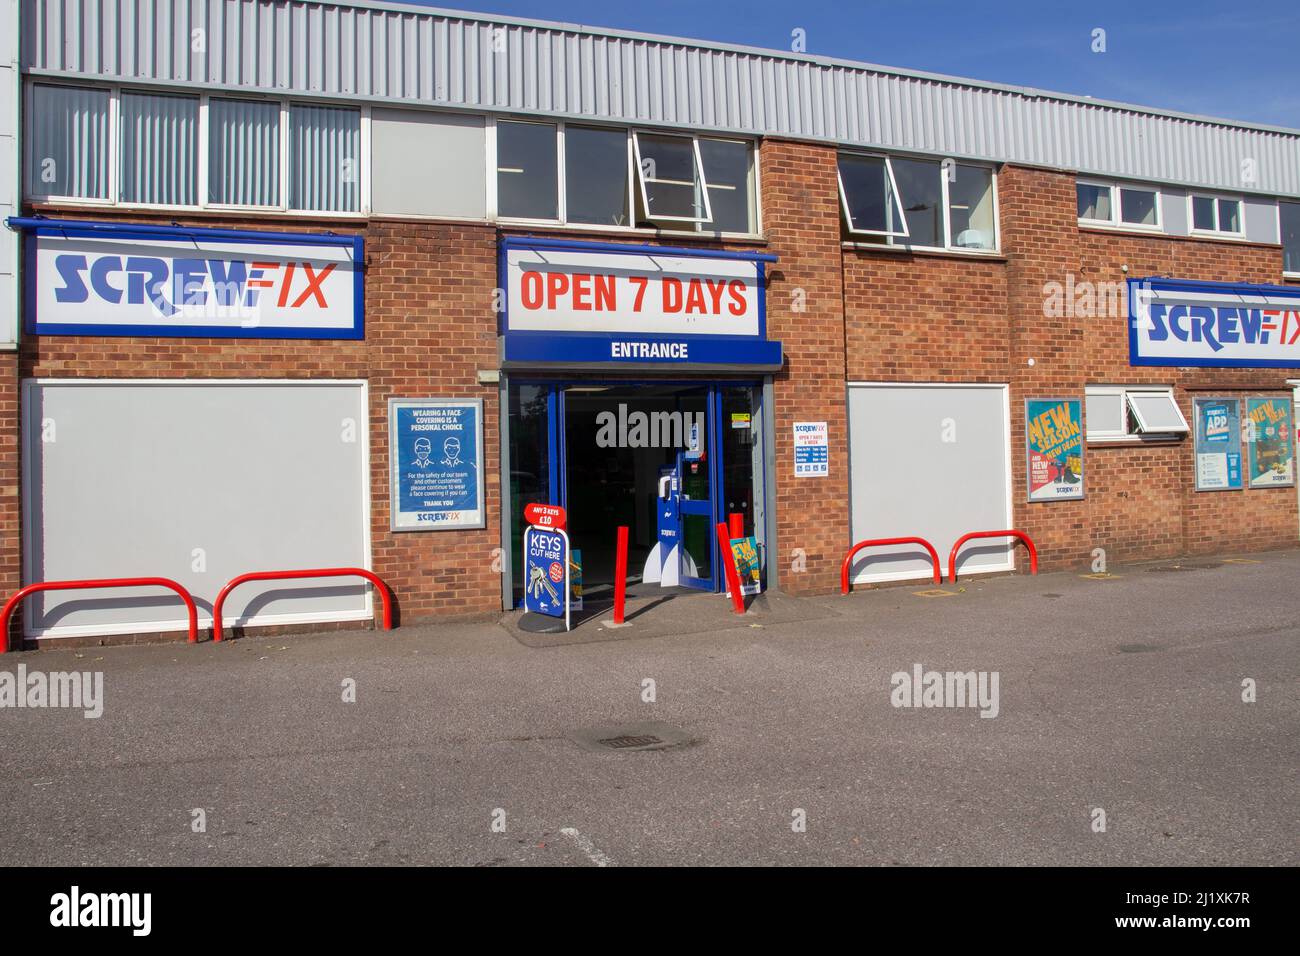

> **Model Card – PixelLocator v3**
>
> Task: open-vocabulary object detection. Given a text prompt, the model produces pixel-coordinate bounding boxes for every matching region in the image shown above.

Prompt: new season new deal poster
[1026,399,1084,501]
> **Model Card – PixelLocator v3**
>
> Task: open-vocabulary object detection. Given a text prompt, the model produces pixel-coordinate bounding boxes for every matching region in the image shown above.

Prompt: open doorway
[505,379,766,607]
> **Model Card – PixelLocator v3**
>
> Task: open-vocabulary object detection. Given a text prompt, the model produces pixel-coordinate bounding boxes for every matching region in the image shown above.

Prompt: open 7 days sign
[500,238,781,368]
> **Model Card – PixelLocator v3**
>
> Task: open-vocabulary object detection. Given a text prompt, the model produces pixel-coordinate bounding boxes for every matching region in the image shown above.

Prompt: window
[1086,386,1189,442]
[633,132,711,224]
[208,98,281,207]
[289,104,361,213]
[892,157,944,247]
[838,153,907,237]
[497,120,559,220]
[119,92,199,206]
[1077,182,1111,222]
[564,125,629,227]
[697,138,754,234]
[27,83,369,215]
[839,152,997,251]
[948,164,996,249]
[371,109,486,219]
[28,84,111,200]
[1283,201,1300,275]
[1190,194,1243,235]
[1119,187,1159,227]
[1076,181,1160,229]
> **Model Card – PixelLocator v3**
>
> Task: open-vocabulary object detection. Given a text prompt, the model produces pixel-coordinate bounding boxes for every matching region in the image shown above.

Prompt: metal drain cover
[568,721,695,753]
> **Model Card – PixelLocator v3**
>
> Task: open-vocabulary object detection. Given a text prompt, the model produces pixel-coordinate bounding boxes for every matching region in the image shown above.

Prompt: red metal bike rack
[948,529,1038,583]
[841,537,942,593]
[212,568,394,642]
[0,577,199,653]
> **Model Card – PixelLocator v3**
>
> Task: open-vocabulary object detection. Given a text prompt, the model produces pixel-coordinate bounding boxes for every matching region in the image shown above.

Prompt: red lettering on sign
[685,278,706,314]
[291,262,336,308]
[572,273,592,311]
[630,276,648,311]
[705,279,727,314]
[547,272,569,309]
[521,271,543,309]
[663,277,683,313]
[594,274,616,311]
[727,279,747,316]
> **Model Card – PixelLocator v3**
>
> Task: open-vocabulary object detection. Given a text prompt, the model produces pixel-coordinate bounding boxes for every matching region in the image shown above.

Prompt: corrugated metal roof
[21,0,1300,197]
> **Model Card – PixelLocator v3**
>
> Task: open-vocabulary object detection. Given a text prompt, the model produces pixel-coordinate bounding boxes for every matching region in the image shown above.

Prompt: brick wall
[7,214,504,644]
[840,162,1299,578]
[6,150,1298,639]
[760,139,851,594]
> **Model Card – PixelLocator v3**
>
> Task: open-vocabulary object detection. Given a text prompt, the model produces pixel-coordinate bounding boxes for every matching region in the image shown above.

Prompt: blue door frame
[521,380,757,594]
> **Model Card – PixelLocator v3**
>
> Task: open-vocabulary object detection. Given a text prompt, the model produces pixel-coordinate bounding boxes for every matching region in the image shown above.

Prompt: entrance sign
[1245,397,1295,488]
[17,219,364,339]
[1128,277,1300,368]
[388,398,485,531]
[523,526,570,628]
[500,237,781,368]
[1025,399,1084,501]
[1193,398,1243,492]
[793,422,829,477]
[523,502,566,530]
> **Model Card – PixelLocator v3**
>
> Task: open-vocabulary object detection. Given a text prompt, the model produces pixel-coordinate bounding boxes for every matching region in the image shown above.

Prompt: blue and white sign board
[13,218,363,339]
[1193,398,1243,492]
[500,237,781,368]
[793,421,829,477]
[388,398,485,531]
[1129,277,1300,368]
[523,526,571,628]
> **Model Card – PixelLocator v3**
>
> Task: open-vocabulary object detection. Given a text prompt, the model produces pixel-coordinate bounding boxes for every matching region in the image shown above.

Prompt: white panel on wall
[22,380,372,638]
[847,383,1013,584]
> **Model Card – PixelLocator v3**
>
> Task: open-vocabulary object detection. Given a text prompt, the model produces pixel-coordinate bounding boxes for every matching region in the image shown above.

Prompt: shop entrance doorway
[506,380,765,606]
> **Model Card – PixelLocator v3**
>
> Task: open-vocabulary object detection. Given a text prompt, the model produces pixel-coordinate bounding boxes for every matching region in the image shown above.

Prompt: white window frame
[837,151,909,238]
[24,82,117,206]
[1076,179,1162,231]
[841,152,1001,253]
[632,129,714,225]
[1282,199,1300,279]
[490,115,564,226]
[23,80,369,218]
[1188,193,1245,238]
[1086,386,1189,443]
[693,136,758,236]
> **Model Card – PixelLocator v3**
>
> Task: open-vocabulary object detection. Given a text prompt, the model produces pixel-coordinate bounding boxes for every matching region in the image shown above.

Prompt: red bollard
[613,525,629,624]
[715,522,746,614]
[728,512,744,540]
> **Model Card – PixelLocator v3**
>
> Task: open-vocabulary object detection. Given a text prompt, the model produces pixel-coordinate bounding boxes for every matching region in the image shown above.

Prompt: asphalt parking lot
[1,550,1296,866]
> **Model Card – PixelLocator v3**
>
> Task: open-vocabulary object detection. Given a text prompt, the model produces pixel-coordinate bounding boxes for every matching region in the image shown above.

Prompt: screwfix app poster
[1026,399,1084,501]
[1193,398,1242,492]
[1246,397,1295,488]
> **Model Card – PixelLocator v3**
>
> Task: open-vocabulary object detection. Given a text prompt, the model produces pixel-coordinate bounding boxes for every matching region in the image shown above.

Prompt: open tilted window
[632,131,712,224]
[1086,386,1189,442]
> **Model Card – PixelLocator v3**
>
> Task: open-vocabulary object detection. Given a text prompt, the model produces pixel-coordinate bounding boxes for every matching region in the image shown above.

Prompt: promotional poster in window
[1025,399,1084,501]
[1193,398,1243,492]
[1246,397,1295,488]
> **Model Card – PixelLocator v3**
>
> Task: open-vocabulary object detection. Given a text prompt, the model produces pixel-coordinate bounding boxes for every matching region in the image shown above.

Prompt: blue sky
[412,0,1300,129]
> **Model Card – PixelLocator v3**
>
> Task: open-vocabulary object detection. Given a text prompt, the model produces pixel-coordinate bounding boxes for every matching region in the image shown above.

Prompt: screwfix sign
[25,225,364,339]
[500,239,781,368]
[1129,277,1300,368]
